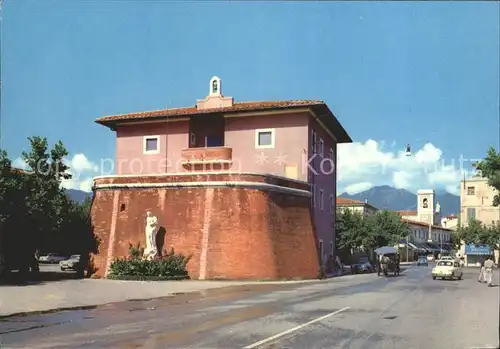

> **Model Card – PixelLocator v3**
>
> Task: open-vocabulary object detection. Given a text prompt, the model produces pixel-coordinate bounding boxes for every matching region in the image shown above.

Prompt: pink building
[93,76,351,278]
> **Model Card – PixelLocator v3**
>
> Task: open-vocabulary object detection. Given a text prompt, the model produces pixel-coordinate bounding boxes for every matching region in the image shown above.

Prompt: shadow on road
[0,265,80,286]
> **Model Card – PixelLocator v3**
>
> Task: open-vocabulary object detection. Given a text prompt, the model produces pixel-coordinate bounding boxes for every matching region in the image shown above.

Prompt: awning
[422,243,441,252]
[465,244,492,255]
[400,240,427,251]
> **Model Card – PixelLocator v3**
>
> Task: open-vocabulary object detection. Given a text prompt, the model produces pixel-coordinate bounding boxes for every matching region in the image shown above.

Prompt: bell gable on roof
[196,76,234,110]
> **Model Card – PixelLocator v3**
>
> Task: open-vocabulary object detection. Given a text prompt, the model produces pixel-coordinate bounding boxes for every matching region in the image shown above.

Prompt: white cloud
[392,171,414,189]
[69,154,99,173]
[61,154,99,192]
[12,154,98,193]
[337,140,471,195]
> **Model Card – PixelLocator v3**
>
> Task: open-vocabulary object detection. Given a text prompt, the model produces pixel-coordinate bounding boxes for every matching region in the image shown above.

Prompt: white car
[38,253,66,264]
[438,256,456,262]
[432,260,463,280]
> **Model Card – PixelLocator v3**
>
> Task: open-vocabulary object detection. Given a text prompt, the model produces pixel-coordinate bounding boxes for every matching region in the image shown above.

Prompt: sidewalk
[0,278,320,318]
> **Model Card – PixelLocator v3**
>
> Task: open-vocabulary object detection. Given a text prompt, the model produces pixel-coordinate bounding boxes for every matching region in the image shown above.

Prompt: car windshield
[437,261,453,267]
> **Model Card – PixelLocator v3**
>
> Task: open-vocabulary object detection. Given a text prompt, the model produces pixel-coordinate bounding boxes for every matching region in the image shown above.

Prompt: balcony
[180,147,233,171]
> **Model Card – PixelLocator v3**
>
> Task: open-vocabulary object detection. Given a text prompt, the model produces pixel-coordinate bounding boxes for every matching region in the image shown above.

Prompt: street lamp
[405,144,412,157]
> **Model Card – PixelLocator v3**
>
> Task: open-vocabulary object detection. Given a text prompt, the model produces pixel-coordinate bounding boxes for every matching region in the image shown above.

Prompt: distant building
[459,174,500,265]
[393,189,453,259]
[90,76,352,280]
[336,197,378,216]
[460,175,500,226]
[441,214,459,230]
[337,194,453,261]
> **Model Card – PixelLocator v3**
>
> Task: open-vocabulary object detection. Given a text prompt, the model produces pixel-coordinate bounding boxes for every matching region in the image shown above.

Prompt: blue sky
[2,1,499,194]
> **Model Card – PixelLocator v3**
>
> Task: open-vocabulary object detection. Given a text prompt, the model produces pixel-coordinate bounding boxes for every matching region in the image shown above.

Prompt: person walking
[484,256,496,287]
[478,256,486,283]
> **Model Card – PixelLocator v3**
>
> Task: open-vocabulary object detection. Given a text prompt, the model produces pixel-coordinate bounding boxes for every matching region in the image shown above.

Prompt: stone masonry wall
[90,174,320,280]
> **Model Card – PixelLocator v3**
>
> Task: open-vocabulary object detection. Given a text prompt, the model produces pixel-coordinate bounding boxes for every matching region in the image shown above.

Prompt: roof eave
[311,105,352,143]
[95,104,322,129]
[94,103,353,144]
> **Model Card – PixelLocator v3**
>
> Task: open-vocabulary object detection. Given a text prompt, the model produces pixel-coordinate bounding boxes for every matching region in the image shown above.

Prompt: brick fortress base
[90,173,321,280]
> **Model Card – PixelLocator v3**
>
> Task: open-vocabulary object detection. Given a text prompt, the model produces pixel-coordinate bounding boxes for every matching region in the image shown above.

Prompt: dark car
[353,256,374,274]
[417,256,428,266]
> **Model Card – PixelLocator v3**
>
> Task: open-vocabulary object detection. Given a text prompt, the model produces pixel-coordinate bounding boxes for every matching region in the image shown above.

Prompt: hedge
[108,243,191,280]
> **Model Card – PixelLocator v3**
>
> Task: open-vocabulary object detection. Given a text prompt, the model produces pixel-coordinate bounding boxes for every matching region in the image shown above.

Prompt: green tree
[475,146,500,206]
[365,210,410,249]
[21,136,72,253]
[1,136,99,279]
[456,218,490,245]
[0,150,34,274]
[450,232,462,251]
[485,222,500,252]
[336,209,369,254]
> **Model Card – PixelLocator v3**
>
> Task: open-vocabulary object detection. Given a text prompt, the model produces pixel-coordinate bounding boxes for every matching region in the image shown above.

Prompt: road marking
[242,306,350,348]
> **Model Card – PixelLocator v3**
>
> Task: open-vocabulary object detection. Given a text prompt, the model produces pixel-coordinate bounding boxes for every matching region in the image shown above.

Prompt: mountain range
[66,189,92,203]
[338,185,459,216]
[65,185,460,216]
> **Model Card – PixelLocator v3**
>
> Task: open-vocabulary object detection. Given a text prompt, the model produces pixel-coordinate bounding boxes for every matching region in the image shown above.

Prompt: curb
[0,304,100,320]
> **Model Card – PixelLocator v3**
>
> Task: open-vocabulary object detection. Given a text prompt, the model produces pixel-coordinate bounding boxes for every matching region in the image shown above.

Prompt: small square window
[255,129,275,149]
[258,132,272,145]
[144,136,159,154]
[467,186,475,195]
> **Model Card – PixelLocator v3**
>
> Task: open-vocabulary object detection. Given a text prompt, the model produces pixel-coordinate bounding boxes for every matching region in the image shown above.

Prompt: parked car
[38,253,66,264]
[353,256,374,274]
[59,255,81,271]
[417,256,428,266]
[432,260,463,280]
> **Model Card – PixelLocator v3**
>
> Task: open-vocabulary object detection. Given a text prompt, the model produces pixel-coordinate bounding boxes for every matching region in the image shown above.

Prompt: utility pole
[0,0,3,149]
[406,234,409,262]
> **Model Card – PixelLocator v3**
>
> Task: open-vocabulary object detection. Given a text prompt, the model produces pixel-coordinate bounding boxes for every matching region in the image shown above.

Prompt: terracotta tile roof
[336,197,364,205]
[336,197,380,211]
[402,218,453,232]
[96,100,323,123]
[95,99,352,143]
[395,210,418,216]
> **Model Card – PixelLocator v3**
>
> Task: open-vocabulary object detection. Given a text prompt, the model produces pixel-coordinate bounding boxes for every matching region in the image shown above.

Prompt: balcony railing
[180,147,232,171]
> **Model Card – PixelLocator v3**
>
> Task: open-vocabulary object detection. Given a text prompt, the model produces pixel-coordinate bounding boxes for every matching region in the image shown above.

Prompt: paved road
[1,266,499,349]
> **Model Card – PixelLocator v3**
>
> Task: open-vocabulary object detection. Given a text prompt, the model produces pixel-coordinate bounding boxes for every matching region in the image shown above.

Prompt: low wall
[90,173,320,280]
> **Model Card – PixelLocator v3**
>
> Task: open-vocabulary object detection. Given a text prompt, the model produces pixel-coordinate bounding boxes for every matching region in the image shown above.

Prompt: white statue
[144,211,159,259]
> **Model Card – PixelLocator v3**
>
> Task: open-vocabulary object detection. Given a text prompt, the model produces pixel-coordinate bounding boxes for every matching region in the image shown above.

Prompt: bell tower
[417,189,436,226]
